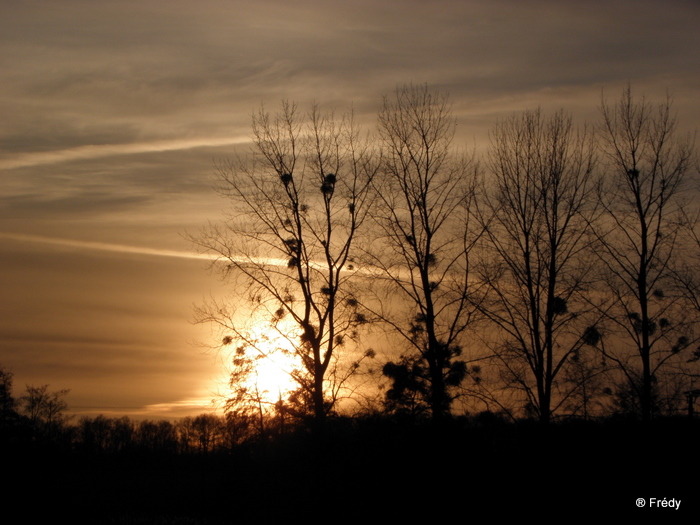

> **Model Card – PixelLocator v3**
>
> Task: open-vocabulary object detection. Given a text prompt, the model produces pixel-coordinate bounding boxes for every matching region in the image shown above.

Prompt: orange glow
[248,346,300,404]
[221,315,303,409]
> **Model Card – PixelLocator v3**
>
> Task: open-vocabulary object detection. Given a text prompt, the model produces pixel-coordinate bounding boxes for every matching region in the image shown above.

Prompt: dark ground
[5,416,696,523]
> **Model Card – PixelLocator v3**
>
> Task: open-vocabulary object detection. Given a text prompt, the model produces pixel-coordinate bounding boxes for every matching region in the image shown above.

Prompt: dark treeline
[3,410,698,520]
[0,368,256,455]
[2,362,699,460]
[2,367,698,521]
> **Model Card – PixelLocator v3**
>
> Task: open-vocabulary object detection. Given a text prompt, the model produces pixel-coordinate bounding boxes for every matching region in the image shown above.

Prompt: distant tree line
[0,367,282,453]
[3,371,698,525]
[2,362,700,458]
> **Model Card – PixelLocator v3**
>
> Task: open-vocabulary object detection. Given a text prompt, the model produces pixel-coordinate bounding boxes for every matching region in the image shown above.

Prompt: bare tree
[671,207,700,410]
[78,415,115,453]
[561,345,610,419]
[477,108,598,424]
[0,366,18,434]
[20,384,71,442]
[192,102,377,429]
[592,85,695,422]
[136,419,178,453]
[177,414,224,453]
[365,84,482,422]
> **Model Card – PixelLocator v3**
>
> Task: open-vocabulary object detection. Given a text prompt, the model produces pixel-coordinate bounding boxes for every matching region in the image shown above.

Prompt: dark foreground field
[5,416,697,523]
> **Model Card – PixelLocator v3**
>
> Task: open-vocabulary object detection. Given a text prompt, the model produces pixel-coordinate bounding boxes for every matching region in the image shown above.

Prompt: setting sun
[220,316,304,410]
[246,344,300,405]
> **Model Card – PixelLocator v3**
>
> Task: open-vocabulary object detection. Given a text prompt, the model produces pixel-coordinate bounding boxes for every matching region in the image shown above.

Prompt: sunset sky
[2,0,699,419]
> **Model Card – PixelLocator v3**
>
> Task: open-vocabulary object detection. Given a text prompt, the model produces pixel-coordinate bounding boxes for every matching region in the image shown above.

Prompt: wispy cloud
[0,136,250,171]
[0,233,470,284]
[0,232,212,260]
[141,397,220,417]
[0,232,302,269]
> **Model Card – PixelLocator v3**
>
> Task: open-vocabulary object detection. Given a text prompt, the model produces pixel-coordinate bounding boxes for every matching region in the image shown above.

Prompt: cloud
[3,0,698,164]
[0,232,212,260]
[0,193,153,220]
[0,136,250,171]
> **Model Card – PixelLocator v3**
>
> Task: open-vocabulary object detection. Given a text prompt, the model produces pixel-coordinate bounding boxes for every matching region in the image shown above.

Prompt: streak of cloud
[0,136,250,170]
[0,232,327,273]
[0,232,214,260]
[140,397,219,418]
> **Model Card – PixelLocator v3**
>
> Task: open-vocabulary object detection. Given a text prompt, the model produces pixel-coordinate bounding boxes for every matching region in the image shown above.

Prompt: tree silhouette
[192,102,377,429]
[561,344,610,419]
[0,366,19,437]
[365,84,482,422]
[476,108,598,423]
[20,384,71,443]
[591,85,696,422]
[78,414,118,453]
[135,419,178,453]
[666,203,700,407]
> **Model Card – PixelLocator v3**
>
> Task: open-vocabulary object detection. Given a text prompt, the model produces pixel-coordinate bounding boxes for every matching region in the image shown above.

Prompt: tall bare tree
[477,108,597,424]
[192,102,377,429]
[593,85,696,421]
[366,84,481,422]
